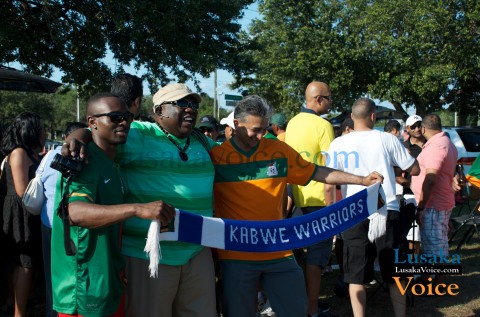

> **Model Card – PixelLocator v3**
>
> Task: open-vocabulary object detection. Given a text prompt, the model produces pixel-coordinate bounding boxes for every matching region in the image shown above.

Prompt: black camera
[50,153,82,176]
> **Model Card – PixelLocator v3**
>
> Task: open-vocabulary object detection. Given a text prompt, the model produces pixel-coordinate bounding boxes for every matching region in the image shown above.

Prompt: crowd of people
[0,74,463,317]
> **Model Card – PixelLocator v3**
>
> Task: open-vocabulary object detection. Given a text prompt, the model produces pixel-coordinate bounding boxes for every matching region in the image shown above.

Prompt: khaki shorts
[125,248,216,317]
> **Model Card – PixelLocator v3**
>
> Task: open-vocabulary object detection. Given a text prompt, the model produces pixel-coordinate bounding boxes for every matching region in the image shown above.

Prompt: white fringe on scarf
[367,205,388,243]
[144,220,162,278]
[367,186,389,243]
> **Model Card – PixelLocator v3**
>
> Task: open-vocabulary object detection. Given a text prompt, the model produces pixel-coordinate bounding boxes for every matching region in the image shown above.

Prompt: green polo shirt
[117,121,215,265]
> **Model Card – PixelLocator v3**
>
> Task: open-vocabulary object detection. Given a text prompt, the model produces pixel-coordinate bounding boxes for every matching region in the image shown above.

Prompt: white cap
[220,112,235,129]
[406,115,422,127]
[152,83,201,106]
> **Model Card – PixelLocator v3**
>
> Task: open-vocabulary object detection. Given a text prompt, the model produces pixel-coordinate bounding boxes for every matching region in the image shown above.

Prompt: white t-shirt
[327,130,415,211]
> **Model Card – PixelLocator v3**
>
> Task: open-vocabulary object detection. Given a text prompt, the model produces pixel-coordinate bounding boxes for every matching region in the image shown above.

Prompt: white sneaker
[260,306,275,316]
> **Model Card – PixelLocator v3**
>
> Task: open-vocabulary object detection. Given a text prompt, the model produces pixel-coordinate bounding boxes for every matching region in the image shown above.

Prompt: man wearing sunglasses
[403,115,426,159]
[197,115,220,141]
[52,93,175,317]
[401,115,426,196]
[63,85,217,317]
[285,81,336,317]
[119,83,217,317]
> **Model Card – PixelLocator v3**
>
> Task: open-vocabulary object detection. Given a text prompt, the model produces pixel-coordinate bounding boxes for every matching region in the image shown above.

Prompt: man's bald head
[305,81,332,115]
[305,81,330,100]
[351,98,376,120]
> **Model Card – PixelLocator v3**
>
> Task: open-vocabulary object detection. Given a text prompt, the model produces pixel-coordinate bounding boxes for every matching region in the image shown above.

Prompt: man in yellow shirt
[285,81,335,317]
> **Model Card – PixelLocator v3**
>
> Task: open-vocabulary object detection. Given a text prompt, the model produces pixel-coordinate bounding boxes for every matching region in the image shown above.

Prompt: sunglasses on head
[92,111,134,124]
[163,100,200,110]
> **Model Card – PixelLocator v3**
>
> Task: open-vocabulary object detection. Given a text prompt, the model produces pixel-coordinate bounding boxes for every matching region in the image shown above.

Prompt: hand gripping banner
[145,182,384,277]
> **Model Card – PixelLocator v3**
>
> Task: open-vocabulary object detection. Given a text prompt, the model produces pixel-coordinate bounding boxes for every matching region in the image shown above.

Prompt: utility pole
[213,69,218,118]
[76,85,80,122]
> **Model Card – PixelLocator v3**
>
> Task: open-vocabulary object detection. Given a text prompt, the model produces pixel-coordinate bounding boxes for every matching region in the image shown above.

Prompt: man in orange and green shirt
[210,95,383,317]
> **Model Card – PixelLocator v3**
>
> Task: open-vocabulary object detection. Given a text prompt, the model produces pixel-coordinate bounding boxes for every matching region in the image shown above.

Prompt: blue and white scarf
[145,182,384,277]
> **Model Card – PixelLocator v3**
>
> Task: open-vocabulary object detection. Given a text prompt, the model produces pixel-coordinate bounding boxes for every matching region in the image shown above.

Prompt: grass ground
[321,200,480,317]
[322,234,480,317]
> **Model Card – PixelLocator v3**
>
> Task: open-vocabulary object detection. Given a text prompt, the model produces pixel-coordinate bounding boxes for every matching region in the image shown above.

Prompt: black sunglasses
[92,111,134,123]
[200,126,214,133]
[409,123,422,130]
[315,95,333,102]
[163,100,200,110]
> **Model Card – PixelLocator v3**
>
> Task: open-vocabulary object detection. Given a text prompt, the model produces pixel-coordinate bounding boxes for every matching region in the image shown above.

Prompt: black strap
[57,175,76,256]
[191,128,212,153]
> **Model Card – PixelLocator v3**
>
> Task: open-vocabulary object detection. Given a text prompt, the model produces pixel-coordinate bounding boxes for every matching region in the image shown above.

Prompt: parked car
[44,139,63,152]
[443,126,480,175]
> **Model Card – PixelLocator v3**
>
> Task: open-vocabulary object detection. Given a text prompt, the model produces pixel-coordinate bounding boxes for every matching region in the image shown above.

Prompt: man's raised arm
[312,166,383,187]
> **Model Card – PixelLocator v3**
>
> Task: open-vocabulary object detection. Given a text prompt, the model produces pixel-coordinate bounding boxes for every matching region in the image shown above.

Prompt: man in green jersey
[51,93,174,317]
[63,85,218,317]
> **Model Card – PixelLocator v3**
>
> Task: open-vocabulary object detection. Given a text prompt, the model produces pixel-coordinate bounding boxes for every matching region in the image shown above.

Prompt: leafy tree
[0,87,86,139]
[234,0,380,116]
[350,0,480,120]
[196,93,230,122]
[0,0,253,96]
[236,0,480,122]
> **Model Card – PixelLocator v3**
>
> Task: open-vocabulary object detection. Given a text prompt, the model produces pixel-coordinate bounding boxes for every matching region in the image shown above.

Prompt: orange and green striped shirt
[211,137,316,261]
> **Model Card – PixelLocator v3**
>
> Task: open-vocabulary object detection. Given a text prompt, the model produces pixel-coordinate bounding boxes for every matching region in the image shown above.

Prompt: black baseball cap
[197,115,219,130]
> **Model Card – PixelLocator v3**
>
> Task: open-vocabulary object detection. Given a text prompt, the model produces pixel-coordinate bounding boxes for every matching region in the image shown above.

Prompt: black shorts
[300,206,333,268]
[342,210,407,284]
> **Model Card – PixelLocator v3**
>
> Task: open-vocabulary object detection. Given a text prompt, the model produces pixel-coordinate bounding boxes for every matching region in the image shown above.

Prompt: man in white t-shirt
[327,98,420,317]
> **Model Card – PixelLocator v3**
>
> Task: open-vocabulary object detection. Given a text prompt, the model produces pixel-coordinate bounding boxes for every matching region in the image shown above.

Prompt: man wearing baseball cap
[64,83,218,317]
[197,115,220,141]
[402,115,426,195]
[118,83,217,317]
[220,112,235,140]
[269,113,288,141]
[404,115,426,158]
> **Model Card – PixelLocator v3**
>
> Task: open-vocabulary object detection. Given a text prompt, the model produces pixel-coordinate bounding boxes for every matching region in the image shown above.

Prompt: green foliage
[436,110,455,127]
[0,87,87,139]
[0,0,253,97]
[234,0,376,116]
[197,93,216,119]
[196,93,230,122]
[236,0,480,121]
